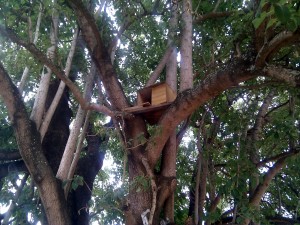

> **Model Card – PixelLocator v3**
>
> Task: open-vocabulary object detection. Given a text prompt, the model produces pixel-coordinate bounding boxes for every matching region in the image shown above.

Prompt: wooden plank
[129,83,177,124]
[166,85,176,102]
[152,83,167,105]
[123,102,171,114]
[142,102,151,107]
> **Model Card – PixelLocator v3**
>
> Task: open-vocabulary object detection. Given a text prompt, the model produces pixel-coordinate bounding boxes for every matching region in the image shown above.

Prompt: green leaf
[266,18,278,29]
[274,3,291,24]
[286,17,298,31]
[71,182,79,190]
[71,175,84,190]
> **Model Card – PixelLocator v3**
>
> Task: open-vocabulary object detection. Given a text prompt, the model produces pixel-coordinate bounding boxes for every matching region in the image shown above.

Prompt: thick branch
[194,11,232,24]
[57,62,96,182]
[66,0,129,110]
[40,28,79,140]
[180,0,193,91]
[146,59,258,167]
[241,151,299,225]
[251,91,274,142]
[240,157,287,225]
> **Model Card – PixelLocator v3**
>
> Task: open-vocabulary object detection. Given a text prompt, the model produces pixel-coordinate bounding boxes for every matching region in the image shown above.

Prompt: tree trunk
[68,123,106,225]
[0,63,71,225]
[122,118,151,225]
[161,0,179,222]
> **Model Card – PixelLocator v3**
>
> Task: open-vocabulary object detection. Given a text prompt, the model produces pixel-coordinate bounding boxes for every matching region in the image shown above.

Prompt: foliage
[0,0,299,224]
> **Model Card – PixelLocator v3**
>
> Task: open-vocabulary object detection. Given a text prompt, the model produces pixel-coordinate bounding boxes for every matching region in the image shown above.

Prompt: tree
[0,0,300,225]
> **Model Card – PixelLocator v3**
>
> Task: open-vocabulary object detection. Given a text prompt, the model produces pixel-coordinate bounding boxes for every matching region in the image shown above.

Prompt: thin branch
[243,160,286,224]
[40,28,79,140]
[0,26,86,106]
[88,103,114,117]
[108,0,165,57]
[256,149,300,168]
[241,151,299,225]
[194,111,207,224]
[252,90,274,142]
[213,0,222,12]
[64,110,91,197]
[264,100,289,119]
[209,194,221,212]
[19,3,43,94]
[264,65,300,87]
[256,29,300,68]
[146,47,174,86]
[56,62,96,182]
[0,25,114,117]
[0,150,21,161]
[2,174,29,225]
[176,116,190,147]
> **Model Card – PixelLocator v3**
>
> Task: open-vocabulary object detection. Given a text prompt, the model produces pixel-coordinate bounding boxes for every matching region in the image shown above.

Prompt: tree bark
[30,0,59,129]
[40,28,79,140]
[146,59,257,168]
[68,123,107,225]
[0,62,71,225]
[160,1,179,222]
[18,2,43,94]
[180,0,193,92]
[56,62,96,182]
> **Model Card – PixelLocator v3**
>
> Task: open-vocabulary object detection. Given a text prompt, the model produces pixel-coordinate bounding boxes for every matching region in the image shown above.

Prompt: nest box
[124,82,176,124]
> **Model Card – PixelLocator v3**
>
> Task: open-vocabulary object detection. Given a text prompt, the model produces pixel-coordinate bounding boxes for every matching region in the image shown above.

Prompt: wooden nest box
[124,82,176,124]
